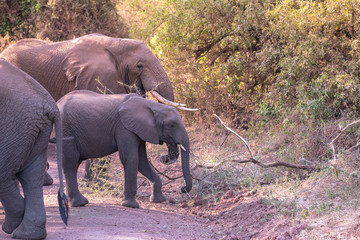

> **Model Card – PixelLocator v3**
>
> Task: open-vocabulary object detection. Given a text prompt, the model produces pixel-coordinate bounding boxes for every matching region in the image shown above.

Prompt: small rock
[180,202,188,208]
[193,196,207,206]
[221,190,234,201]
[167,198,176,204]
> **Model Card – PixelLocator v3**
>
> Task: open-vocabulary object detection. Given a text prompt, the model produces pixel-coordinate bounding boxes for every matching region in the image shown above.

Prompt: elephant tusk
[177,106,199,111]
[179,144,186,152]
[150,91,199,111]
[150,91,186,107]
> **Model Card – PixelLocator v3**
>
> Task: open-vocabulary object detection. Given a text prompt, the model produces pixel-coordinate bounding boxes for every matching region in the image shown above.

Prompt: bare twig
[95,77,114,94]
[330,119,360,145]
[213,114,254,159]
[346,142,360,152]
[214,114,319,171]
[220,132,230,147]
[330,119,360,161]
[149,160,183,181]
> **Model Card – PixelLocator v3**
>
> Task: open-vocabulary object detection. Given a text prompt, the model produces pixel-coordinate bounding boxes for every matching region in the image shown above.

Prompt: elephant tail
[54,110,69,226]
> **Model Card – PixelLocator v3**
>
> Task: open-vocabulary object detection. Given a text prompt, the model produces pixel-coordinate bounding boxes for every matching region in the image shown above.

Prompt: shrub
[0,0,128,51]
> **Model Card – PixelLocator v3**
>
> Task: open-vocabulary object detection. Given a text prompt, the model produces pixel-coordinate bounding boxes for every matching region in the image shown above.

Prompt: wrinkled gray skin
[57,90,192,208]
[0,33,179,183]
[0,33,175,101]
[0,59,65,239]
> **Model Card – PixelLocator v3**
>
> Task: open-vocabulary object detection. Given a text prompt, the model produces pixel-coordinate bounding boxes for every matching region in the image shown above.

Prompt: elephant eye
[137,64,144,70]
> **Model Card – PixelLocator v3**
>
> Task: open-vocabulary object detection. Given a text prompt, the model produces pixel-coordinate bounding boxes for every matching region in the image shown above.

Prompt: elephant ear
[62,38,119,90]
[118,97,160,144]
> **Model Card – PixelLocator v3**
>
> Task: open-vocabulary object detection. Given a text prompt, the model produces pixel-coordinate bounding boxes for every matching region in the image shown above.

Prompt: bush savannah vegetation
[2,0,360,237]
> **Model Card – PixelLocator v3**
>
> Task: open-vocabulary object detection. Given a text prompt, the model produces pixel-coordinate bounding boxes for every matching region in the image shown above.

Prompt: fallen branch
[231,158,319,170]
[196,158,319,171]
[213,114,319,171]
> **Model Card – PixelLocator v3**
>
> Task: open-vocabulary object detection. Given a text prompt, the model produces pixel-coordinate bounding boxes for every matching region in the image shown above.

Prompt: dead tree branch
[330,119,360,161]
[213,114,319,171]
[214,114,254,159]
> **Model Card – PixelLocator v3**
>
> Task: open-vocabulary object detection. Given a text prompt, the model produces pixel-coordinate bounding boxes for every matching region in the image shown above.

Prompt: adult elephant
[56,90,192,208]
[0,33,183,104]
[0,33,196,184]
[0,59,68,239]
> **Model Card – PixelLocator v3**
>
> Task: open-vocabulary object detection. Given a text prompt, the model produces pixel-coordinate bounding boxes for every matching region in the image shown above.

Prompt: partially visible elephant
[56,90,192,208]
[0,33,196,184]
[0,58,67,239]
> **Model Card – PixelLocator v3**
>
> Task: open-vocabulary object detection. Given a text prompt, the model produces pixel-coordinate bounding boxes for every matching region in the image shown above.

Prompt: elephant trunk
[180,135,192,193]
[155,78,174,102]
[142,61,175,101]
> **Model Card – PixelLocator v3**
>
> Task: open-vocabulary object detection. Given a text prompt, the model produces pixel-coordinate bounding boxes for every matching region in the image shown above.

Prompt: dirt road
[0,144,306,240]
[0,144,223,240]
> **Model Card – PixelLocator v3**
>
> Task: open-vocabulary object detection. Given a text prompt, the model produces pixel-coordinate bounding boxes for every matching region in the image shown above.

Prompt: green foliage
[0,0,128,50]
[0,0,41,38]
[127,0,360,126]
[266,0,360,119]
[79,156,124,198]
[39,0,128,41]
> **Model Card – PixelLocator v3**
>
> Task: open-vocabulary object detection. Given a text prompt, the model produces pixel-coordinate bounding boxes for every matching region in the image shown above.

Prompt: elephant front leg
[119,143,140,208]
[138,142,166,203]
[0,178,25,234]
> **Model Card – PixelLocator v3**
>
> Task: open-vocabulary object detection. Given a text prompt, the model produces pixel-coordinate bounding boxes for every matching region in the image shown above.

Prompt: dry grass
[187,117,360,238]
[78,113,360,238]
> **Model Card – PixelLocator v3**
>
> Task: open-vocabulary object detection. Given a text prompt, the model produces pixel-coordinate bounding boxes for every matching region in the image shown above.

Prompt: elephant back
[1,39,76,101]
[0,58,58,115]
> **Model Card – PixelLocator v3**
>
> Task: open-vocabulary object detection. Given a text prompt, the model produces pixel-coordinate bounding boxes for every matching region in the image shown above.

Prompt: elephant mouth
[160,137,179,165]
[135,80,146,97]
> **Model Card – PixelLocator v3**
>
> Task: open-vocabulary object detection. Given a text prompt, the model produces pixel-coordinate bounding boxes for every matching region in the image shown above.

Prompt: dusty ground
[0,144,308,240]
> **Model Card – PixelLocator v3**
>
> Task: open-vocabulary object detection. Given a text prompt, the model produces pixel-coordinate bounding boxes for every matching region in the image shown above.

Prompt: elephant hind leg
[0,176,25,234]
[12,151,47,240]
[63,137,88,207]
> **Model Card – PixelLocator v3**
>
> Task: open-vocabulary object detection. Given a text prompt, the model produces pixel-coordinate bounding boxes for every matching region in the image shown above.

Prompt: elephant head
[118,96,193,193]
[61,35,172,104]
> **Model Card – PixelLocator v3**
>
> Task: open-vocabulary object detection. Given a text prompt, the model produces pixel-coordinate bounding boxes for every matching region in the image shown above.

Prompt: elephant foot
[43,172,53,186]
[69,194,89,207]
[11,223,46,240]
[150,193,166,203]
[121,199,139,208]
[2,217,22,234]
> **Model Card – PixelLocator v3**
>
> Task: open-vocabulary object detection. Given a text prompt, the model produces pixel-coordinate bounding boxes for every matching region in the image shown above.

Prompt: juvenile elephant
[0,59,67,239]
[56,90,192,208]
